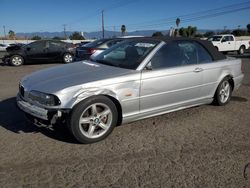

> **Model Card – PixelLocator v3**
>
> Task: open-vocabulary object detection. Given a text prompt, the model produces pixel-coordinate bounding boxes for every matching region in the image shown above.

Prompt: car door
[220,36,235,51]
[25,41,47,61]
[193,41,221,98]
[47,41,63,60]
[140,41,203,114]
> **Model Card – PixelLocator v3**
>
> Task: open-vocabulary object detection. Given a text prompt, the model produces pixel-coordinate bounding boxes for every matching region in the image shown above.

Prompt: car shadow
[231,96,248,102]
[0,97,78,144]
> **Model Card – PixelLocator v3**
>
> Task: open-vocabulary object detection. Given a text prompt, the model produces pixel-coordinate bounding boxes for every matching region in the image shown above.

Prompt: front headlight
[28,91,61,106]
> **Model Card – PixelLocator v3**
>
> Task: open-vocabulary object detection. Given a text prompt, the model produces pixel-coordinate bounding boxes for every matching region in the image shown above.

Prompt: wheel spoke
[91,104,98,115]
[221,95,225,102]
[80,117,92,124]
[224,83,229,91]
[99,109,111,117]
[98,122,108,130]
[87,125,95,136]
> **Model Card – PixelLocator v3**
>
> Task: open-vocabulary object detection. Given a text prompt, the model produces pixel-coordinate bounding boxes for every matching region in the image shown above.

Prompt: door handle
[193,67,203,73]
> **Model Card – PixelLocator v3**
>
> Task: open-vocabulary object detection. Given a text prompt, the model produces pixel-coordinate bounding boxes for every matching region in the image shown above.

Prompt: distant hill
[16,29,217,39]
[15,30,169,39]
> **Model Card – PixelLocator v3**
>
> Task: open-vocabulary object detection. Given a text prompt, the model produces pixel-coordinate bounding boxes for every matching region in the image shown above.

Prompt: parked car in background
[75,41,92,48]
[0,43,9,51]
[3,40,76,66]
[75,38,124,61]
[17,37,243,144]
[208,34,250,54]
[6,43,25,51]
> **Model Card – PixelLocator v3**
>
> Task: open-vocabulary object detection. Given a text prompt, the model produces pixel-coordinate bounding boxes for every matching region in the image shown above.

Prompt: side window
[49,41,61,49]
[27,41,45,50]
[150,41,198,70]
[177,42,198,65]
[193,42,213,64]
[229,36,234,41]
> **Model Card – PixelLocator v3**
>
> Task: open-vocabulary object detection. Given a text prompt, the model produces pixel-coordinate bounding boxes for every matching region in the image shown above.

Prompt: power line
[104,1,250,30]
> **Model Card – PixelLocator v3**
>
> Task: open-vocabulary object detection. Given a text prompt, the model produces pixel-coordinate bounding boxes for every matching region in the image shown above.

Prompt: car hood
[6,45,22,52]
[21,61,133,93]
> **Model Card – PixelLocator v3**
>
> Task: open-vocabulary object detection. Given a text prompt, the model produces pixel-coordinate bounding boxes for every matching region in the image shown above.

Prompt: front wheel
[10,55,24,66]
[213,78,232,106]
[68,96,118,144]
[63,53,73,63]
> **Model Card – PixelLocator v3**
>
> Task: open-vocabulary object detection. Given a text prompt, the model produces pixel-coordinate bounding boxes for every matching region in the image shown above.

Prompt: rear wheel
[68,96,118,144]
[213,77,232,106]
[63,53,73,63]
[10,55,24,66]
[238,46,245,55]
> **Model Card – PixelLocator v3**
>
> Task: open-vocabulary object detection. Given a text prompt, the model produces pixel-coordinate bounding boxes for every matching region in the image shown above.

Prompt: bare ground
[0,56,250,188]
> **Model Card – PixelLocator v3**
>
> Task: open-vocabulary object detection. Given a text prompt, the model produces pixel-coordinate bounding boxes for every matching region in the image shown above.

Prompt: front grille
[20,85,25,97]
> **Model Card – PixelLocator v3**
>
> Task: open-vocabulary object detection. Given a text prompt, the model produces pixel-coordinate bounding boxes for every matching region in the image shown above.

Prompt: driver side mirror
[26,47,31,51]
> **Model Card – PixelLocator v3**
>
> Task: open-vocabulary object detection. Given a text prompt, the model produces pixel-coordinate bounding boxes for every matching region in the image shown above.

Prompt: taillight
[88,48,97,54]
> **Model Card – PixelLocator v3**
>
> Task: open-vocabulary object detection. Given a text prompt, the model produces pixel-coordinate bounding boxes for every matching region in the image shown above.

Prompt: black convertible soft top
[131,37,227,61]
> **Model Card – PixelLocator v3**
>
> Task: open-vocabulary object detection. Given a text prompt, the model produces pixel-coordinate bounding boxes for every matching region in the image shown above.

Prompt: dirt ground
[0,53,250,187]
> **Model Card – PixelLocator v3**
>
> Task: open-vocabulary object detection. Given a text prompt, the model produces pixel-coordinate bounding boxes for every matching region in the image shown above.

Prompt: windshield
[92,39,160,70]
[84,39,108,48]
[207,36,222,41]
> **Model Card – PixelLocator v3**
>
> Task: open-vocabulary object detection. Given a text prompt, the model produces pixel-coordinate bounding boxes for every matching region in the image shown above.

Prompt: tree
[53,36,64,40]
[219,30,231,34]
[121,25,126,36]
[179,26,197,37]
[152,32,164,37]
[231,29,246,36]
[247,24,250,34]
[31,35,41,40]
[176,18,180,28]
[8,30,15,39]
[69,32,85,40]
[204,31,215,38]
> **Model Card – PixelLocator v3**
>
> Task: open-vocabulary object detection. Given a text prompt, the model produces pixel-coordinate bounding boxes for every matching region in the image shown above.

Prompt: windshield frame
[91,39,161,70]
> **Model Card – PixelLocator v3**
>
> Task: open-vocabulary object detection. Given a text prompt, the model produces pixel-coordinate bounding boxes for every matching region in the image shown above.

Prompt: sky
[0,0,250,34]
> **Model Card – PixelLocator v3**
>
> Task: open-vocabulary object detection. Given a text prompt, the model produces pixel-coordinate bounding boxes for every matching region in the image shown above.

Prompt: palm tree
[175,18,181,37]
[176,18,180,28]
[247,24,250,33]
[121,25,126,36]
[8,30,15,39]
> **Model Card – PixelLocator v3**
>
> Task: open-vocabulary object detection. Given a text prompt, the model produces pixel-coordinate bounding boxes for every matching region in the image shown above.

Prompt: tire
[213,77,232,106]
[63,53,73,63]
[238,46,245,55]
[10,55,24,66]
[68,96,118,144]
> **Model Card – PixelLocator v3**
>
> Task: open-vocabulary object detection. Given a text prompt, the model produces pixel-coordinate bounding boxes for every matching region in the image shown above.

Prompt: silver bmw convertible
[17,37,244,143]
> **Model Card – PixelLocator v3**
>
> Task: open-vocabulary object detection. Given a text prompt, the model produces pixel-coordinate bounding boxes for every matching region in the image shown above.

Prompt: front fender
[66,87,119,109]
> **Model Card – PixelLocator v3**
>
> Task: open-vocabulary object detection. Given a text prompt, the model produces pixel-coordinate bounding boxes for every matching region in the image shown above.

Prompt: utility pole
[102,10,104,38]
[113,26,116,38]
[3,25,6,39]
[63,24,67,39]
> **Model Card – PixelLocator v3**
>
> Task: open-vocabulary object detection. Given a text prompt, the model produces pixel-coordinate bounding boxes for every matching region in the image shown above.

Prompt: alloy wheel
[78,103,113,139]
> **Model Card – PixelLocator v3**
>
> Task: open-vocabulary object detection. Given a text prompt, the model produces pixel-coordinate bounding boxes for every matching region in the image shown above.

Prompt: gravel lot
[0,53,250,187]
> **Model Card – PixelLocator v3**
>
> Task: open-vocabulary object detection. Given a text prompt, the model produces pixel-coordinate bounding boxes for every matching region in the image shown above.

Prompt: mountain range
[15,29,215,39]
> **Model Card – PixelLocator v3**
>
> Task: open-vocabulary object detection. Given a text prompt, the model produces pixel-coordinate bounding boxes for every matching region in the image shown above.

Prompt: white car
[0,43,9,51]
[208,34,250,54]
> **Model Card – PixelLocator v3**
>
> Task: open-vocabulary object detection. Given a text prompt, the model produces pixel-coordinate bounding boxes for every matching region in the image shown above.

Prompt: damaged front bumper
[16,94,70,128]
